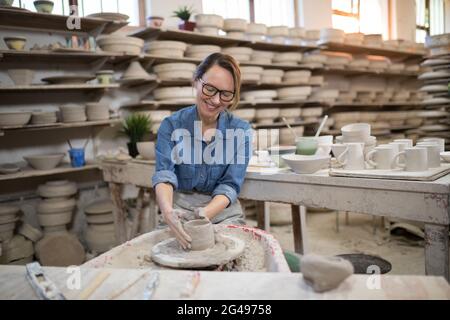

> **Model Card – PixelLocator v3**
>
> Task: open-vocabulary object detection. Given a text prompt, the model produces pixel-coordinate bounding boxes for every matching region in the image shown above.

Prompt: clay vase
[183,219,215,251]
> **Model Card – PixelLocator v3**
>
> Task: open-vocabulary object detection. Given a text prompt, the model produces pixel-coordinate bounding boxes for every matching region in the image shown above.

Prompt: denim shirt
[151,105,252,205]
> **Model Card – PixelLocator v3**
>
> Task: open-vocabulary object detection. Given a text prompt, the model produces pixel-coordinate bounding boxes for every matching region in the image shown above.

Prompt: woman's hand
[163,208,192,250]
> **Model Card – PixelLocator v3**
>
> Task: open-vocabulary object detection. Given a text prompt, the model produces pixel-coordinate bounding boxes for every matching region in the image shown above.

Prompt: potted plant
[120,113,152,158]
[173,5,195,31]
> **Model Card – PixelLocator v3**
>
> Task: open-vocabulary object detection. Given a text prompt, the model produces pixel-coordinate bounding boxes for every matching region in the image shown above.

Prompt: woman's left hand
[179,207,209,222]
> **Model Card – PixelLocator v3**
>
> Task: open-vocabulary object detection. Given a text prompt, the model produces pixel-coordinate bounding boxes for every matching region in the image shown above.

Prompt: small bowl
[4,36,27,50]
[282,154,330,174]
[136,141,155,160]
[34,0,54,13]
[441,151,450,163]
[341,123,371,141]
[23,153,65,170]
[295,137,318,155]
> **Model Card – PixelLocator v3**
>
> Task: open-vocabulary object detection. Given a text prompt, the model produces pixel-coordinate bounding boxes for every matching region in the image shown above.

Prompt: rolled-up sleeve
[212,126,252,206]
[151,118,178,189]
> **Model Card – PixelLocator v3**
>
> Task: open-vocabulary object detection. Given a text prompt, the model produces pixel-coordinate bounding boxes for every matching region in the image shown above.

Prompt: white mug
[393,139,413,148]
[366,145,397,169]
[392,147,428,172]
[336,143,366,170]
[419,138,445,153]
[415,143,441,168]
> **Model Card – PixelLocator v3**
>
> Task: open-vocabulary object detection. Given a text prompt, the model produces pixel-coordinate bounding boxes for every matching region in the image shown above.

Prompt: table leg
[291,205,306,254]
[424,223,449,281]
[264,202,270,232]
[109,182,127,245]
[256,201,265,230]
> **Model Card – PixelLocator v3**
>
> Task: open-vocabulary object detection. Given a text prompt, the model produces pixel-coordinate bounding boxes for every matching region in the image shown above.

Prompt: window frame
[416,0,431,36]
[332,0,361,32]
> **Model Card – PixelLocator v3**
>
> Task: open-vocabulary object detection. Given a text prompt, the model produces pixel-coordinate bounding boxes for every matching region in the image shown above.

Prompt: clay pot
[42,225,67,234]
[0,111,32,127]
[183,219,215,251]
[0,235,34,263]
[86,213,114,224]
[35,233,85,266]
[85,226,116,253]
[34,0,54,13]
[96,35,144,55]
[3,36,27,50]
[178,21,196,31]
[7,69,35,85]
[195,14,224,28]
[136,141,155,160]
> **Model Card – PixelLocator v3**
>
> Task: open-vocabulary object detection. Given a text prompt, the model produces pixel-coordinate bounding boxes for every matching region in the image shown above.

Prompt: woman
[152,53,252,249]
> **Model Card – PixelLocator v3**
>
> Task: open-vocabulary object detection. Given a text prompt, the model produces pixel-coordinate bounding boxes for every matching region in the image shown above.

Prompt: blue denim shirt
[151,105,252,205]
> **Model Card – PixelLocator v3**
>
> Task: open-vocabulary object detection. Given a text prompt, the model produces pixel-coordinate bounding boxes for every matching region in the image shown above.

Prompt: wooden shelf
[131,27,318,52]
[0,119,121,136]
[252,119,318,129]
[320,66,419,77]
[0,84,119,92]
[0,50,124,66]
[121,99,325,109]
[0,163,100,181]
[328,101,422,108]
[319,41,426,60]
[0,8,127,35]
[142,54,201,65]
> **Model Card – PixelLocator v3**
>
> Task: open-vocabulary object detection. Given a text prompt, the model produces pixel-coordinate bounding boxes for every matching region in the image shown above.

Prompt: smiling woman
[152,53,252,250]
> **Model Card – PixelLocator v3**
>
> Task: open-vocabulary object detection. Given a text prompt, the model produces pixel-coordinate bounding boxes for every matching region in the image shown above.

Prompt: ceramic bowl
[86,102,109,121]
[34,0,54,13]
[84,200,113,215]
[37,211,72,227]
[280,107,302,118]
[4,36,27,50]
[341,123,371,141]
[282,154,330,174]
[247,23,267,35]
[255,108,280,119]
[96,35,144,55]
[37,180,77,198]
[277,86,312,99]
[195,14,224,28]
[137,141,155,160]
[153,87,195,101]
[37,197,76,214]
[267,26,289,37]
[23,153,65,170]
[96,70,114,84]
[0,112,31,127]
[223,18,247,32]
[7,69,35,86]
[273,52,302,63]
[232,108,256,121]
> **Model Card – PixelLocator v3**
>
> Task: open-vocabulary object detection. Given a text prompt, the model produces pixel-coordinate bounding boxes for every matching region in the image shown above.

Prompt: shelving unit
[0,163,100,182]
[0,83,119,92]
[0,8,127,36]
[0,119,121,136]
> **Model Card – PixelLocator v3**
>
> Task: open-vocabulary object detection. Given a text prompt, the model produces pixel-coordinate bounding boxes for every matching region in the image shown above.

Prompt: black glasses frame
[199,78,235,102]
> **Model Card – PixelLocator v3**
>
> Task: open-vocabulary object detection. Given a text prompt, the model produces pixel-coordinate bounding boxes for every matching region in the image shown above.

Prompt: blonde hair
[193,52,241,110]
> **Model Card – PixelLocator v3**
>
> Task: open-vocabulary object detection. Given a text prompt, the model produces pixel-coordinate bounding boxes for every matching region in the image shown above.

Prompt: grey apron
[158,191,246,227]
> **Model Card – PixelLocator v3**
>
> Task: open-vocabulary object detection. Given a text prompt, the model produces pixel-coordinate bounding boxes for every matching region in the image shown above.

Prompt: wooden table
[1,265,448,300]
[100,161,450,281]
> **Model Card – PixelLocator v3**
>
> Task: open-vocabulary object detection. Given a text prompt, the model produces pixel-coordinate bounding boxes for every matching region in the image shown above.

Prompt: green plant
[120,113,151,143]
[172,5,194,22]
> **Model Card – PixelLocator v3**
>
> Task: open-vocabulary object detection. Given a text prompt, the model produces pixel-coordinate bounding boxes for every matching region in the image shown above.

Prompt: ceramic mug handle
[391,151,405,169]
[336,147,348,166]
[365,149,378,168]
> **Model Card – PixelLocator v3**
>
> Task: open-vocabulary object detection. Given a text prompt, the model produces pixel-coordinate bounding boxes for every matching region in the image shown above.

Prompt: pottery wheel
[151,233,246,269]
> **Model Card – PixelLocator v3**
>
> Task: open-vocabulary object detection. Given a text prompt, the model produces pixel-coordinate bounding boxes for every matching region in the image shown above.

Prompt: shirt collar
[189,106,230,142]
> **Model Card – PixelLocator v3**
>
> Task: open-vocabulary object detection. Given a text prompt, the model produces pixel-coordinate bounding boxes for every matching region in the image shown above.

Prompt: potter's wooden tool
[77,271,110,300]
[108,272,148,300]
[25,262,66,300]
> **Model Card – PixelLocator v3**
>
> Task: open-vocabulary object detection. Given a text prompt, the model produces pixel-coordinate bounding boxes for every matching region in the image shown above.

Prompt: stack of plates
[277,86,312,101]
[60,104,86,123]
[221,47,253,62]
[0,234,35,265]
[319,28,345,43]
[273,52,302,65]
[261,69,284,84]
[267,26,289,44]
[240,66,264,82]
[241,90,278,103]
[84,200,116,254]
[31,111,57,125]
[251,50,274,64]
[153,63,196,81]
[86,102,110,121]
[255,108,281,124]
[145,40,187,58]
[245,23,267,42]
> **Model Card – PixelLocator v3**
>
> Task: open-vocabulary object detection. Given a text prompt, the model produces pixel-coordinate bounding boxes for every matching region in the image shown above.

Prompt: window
[416,0,444,43]
[12,0,141,26]
[332,0,360,33]
[332,0,389,39]
[202,0,295,26]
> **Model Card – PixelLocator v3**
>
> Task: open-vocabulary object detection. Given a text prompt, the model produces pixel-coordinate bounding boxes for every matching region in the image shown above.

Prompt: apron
[158,191,246,227]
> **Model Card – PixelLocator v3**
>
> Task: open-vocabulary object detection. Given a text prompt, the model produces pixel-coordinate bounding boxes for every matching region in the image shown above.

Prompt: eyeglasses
[199,78,235,102]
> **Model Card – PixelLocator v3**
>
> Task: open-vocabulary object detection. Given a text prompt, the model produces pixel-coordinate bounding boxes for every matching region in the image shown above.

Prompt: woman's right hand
[163,208,192,250]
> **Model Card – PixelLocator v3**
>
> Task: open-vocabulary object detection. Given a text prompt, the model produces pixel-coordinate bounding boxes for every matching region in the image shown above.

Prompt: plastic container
[68,148,85,167]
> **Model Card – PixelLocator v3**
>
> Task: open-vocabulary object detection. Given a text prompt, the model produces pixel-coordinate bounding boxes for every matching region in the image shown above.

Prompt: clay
[300,254,354,292]
[42,225,68,234]
[0,205,20,216]
[37,197,76,214]
[0,235,34,263]
[8,255,34,265]
[35,233,85,266]
[183,219,215,251]
[37,180,77,198]
[151,232,245,269]
[18,223,43,242]
[37,211,72,227]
